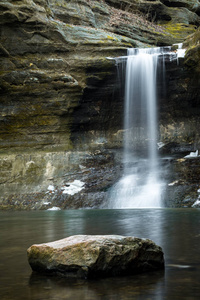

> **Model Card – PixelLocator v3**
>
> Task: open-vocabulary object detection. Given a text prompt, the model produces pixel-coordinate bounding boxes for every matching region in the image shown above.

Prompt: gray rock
[27,235,164,278]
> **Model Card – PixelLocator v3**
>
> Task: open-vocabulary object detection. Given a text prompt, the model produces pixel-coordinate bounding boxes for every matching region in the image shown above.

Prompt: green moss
[106,35,118,41]
[162,23,196,42]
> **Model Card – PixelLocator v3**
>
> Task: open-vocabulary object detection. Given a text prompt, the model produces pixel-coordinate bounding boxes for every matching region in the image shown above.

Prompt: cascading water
[108,46,183,208]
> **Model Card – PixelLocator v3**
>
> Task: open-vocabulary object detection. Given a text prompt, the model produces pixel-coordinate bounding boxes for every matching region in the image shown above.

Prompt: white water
[109,46,183,208]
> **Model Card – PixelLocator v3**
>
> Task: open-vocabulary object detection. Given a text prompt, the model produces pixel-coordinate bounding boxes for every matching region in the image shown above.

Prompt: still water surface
[1,209,200,300]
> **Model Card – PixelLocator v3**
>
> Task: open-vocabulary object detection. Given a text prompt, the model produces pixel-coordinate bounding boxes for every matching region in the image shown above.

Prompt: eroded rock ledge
[27,235,164,278]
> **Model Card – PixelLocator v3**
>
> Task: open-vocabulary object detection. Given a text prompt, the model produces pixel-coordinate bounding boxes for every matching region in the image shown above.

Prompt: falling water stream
[109,46,184,208]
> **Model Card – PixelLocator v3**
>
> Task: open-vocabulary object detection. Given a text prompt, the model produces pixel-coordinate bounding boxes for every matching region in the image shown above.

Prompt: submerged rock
[27,235,164,279]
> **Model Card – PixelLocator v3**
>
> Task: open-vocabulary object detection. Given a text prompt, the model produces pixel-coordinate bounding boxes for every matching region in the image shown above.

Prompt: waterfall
[108,46,180,209]
[124,48,159,170]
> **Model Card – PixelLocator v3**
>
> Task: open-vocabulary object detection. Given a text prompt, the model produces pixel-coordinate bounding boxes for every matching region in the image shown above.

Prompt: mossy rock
[161,22,197,42]
[184,44,200,70]
[184,28,200,71]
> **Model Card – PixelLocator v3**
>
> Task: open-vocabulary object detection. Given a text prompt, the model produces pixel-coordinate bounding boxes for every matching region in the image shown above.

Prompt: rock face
[158,57,200,153]
[27,235,164,278]
[1,0,199,155]
[106,0,200,41]
[0,0,200,208]
[163,156,200,207]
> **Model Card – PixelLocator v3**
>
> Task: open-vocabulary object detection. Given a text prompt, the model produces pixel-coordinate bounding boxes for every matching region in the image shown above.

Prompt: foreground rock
[27,235,164,279]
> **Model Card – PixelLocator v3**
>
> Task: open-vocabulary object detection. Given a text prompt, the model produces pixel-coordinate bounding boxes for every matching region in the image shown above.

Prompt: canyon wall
[0,0,200,209]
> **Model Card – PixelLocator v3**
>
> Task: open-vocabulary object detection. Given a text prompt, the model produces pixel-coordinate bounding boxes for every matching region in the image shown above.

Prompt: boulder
[27,235,164,278]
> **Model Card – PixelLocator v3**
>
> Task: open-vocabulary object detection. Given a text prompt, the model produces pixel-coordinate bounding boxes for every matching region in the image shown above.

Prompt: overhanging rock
[27,235,164,278]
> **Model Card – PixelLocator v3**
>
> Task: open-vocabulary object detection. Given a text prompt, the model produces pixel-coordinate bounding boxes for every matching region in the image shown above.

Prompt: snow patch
[184,150,198,158]
[47,206,61,211]
[192,188,200,207]
[46,185,55,194]
[157,142,165,149]
[48,185,55,191]
[62,180,85,195]
[192,200,200,208]
[168,180,179,186]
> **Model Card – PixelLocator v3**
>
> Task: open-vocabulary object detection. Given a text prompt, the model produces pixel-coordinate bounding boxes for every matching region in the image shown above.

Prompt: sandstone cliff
[0,0,200,209]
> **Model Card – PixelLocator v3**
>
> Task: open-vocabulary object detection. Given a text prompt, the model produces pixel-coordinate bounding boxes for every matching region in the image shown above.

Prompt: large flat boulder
[27,235,164,278]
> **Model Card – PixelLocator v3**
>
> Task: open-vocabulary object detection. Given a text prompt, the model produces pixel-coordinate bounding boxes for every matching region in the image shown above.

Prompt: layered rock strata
[0,0,200,208]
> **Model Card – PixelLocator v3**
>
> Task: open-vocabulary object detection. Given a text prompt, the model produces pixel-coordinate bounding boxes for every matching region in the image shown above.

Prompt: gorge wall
[1,0,200,209]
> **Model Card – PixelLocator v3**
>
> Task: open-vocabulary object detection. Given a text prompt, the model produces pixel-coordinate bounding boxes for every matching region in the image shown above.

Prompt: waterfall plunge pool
[1,208,200,300]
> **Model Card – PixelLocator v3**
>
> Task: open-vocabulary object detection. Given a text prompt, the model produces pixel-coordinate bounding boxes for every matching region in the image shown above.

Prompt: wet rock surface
[161,154,200,207]
[0,150,122,210]
[158,55,200,156]
[27,235,165,278]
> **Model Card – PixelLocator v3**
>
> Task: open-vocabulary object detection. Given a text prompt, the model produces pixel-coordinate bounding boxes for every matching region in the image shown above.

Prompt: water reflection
[43,210,86,241]
[1,209,200,299]
[29,270,165,300]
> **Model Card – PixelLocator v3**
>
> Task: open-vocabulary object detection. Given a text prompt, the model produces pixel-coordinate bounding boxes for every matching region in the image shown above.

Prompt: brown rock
[27,235,164,278]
